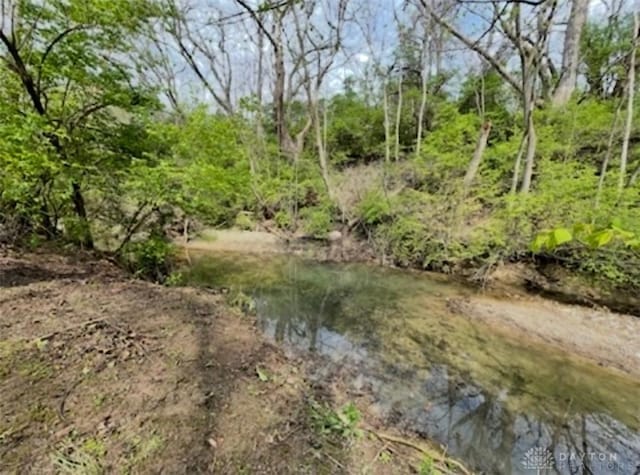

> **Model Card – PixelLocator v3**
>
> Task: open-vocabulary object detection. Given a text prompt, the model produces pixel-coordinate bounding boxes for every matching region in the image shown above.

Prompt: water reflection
[183,251,640,474]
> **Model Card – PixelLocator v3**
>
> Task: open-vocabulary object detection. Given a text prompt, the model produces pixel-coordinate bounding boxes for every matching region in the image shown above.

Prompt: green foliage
[168,109,251,225]
[0,0,162,246]
[358,190,391,225]
[581,15,634,99]
[418,455,438,475]
[458,70,514,140]
[418,104,482,189]
[310,401,362,440]
[52,436,105,475]
[122,235,174,282]
[299,205,334,238]
[327,92,386,164]
[532,228,574,252]
[533,222,639,253]
[226,289,256,315]
[234,211,256,231]
[165,271,185,287]
[0,0,638,295]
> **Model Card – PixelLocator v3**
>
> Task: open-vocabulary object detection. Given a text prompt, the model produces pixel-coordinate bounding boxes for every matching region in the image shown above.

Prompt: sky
[150,0,634,111]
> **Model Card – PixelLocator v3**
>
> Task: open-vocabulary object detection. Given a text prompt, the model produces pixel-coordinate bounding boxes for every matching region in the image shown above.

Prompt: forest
[2,1,640,473]
[0,0,639,290]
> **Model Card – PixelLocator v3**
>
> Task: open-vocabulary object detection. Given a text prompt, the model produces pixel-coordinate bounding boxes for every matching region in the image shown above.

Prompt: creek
[181,251,640,474]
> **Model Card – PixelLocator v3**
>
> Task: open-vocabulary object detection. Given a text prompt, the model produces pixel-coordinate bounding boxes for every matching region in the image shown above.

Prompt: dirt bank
[0,250,463,474]
[487,261,640,317]
[182,229,376,263]
[447,292,640,378]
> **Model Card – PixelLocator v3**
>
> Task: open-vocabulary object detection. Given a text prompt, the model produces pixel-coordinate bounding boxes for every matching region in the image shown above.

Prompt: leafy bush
[358,190,391,226]
[121,234,174,282]
[299,205,334,238]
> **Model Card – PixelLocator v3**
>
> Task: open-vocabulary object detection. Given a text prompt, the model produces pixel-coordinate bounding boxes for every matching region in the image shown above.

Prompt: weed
[378,450,392,464]
[165,271,185,287]
[418,455,439,475]
[28,402,56,424]
[255,365,270,382]
[126,433,164,470]
[226,289,256,315]
[310,401,362,440]
[17,358,52,381]
[52,438,105,475]
[93,394,107,408]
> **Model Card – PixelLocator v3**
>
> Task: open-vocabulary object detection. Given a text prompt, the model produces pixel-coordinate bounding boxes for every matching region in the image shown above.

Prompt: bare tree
[137,25,186,118]
[618,11,639,194]
[594,99,623,209]
[394,70,403,162]
[233,0,293,155]
[293,0,349,196]
[421,0,558,192]
[163,0,235,114]
[464,122,492,191]
[551,0,590,106]
[383,78,392,162]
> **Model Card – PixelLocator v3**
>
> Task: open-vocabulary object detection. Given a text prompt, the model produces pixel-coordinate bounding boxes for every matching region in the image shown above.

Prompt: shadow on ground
[0,252,368,474]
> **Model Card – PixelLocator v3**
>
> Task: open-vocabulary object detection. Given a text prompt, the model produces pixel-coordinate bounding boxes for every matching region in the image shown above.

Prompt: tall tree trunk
[520,71,537,193]
[463,121,492,191]
[383,82,391,162]
[595,100,622,210]
[551,0,589,107]
[255,21,265,143]
[394,73,403,161]
[619,12,638,195]
[416,50,429,158]
[273,25,290,155]
[511,133,527,194]
[312,100,333,198]
[415,88,427,156]
[520,112,537,193]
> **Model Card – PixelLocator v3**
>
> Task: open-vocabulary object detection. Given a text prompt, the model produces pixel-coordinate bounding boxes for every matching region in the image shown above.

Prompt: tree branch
[37,25,89,93]
[418,0,523,95]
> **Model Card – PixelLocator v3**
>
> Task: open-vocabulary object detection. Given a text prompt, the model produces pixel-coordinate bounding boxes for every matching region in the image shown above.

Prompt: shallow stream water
[182,251,640,475]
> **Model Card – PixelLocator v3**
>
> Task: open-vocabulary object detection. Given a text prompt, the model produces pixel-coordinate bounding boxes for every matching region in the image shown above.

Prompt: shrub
[121,234,174,282]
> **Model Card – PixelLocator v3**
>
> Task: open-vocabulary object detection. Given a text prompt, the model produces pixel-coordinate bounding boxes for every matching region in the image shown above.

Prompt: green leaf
[572,222,593,238]
[550,228,573,247]
[531,232,550,252]
[255,366,269,383]
[587,229,614,248]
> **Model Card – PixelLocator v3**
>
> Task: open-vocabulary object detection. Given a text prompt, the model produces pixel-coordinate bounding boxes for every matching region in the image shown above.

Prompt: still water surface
[183,251,640,474]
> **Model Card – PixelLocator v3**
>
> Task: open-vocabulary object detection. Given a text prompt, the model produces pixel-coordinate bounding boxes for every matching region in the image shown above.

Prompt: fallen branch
[364,427,471,475]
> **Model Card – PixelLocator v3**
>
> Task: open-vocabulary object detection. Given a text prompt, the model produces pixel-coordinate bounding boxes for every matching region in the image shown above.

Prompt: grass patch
[125,433,164,472]
[52,436,106,475]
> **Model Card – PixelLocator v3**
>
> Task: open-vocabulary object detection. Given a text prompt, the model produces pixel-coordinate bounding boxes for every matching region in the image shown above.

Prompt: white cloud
[355,53,370,63]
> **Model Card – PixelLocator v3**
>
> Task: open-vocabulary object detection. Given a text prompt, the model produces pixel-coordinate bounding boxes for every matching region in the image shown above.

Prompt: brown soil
[0,250,461,474]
